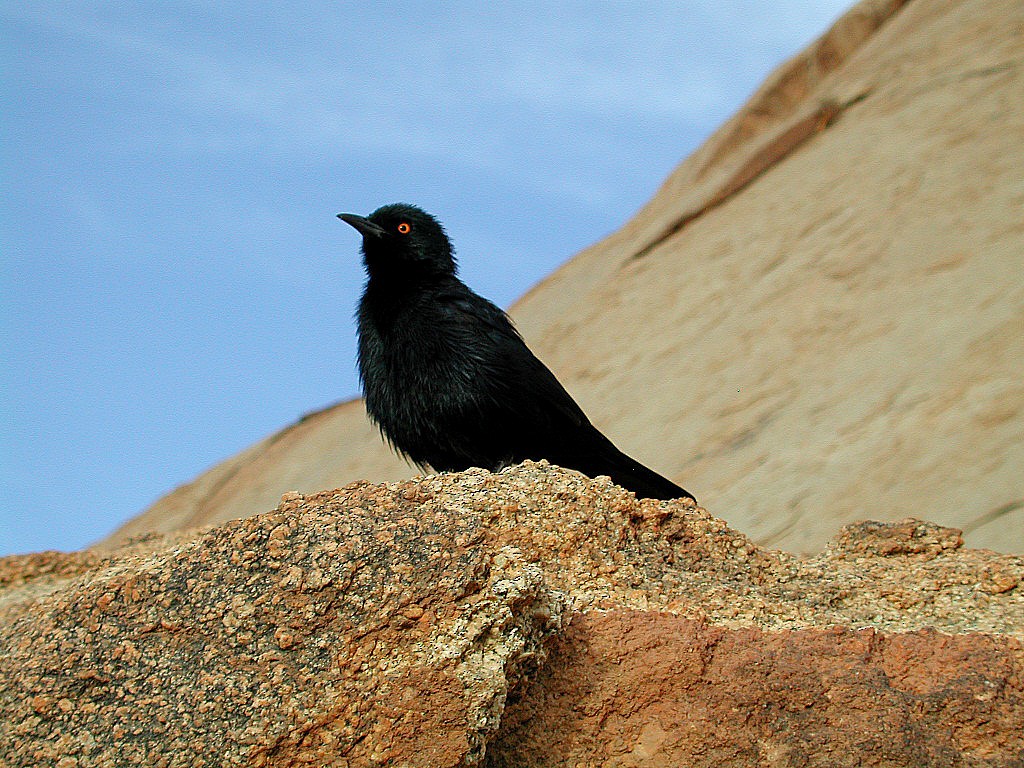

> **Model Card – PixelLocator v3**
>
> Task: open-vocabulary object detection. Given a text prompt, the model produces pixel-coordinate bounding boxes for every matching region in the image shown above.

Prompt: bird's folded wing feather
[438,291,590,431]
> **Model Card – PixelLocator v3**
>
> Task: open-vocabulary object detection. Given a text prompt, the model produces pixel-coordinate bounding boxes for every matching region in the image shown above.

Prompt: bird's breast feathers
[359,294,504,420]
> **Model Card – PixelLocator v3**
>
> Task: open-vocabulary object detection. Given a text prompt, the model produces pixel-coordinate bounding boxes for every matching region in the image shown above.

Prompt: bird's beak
[338,213,387,239]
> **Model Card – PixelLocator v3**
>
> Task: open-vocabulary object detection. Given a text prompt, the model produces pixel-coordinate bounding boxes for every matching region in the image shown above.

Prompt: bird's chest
[357,296,480,427]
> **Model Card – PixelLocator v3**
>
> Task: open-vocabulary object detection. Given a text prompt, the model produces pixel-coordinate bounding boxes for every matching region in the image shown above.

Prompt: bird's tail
[572,432,695,502]
[605,450,695,502]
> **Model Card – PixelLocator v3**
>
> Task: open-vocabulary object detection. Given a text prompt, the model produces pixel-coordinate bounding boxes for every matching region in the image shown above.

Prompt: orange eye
[397,222,411,234]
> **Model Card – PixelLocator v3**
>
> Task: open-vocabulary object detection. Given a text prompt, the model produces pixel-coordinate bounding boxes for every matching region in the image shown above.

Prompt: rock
[509,0,1024,555]
[0,478,566,767]
[486,613,1024,768]
[99,0,1024,556]
[1,464,1021,765]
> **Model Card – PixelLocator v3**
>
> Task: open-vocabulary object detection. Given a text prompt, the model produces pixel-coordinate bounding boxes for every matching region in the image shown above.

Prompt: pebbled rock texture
[2,464,1021,766]
[0,480,565,767]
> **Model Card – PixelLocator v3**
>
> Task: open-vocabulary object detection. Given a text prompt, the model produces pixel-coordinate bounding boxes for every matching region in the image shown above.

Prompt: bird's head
[338,203,456,279]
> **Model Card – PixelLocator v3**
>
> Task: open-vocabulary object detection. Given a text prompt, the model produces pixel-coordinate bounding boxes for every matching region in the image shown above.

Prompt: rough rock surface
[100,0,1024,555]
[2,464,1022,766]
[0,478,566,767]
[487,613,1024,768]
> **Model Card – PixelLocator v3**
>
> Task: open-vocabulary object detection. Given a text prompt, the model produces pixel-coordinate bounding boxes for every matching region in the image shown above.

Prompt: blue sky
[1,1,850,556]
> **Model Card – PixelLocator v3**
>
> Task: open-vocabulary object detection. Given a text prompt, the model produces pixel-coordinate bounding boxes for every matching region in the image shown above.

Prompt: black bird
[338,203,695,501]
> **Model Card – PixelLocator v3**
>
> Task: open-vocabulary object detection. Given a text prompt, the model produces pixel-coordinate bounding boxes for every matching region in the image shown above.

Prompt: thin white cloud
[5,1,854,207]
[5,2,850,136]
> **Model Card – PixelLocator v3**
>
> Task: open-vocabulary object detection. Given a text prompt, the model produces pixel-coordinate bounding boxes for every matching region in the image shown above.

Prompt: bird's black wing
[438,289,591,429]
[434,287,694,501]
